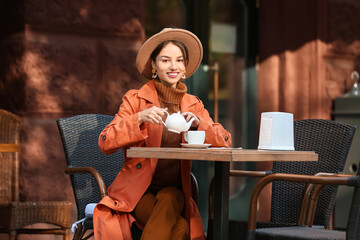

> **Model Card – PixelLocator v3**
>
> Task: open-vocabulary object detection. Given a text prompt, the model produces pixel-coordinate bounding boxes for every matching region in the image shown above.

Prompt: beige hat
[136,28,203,80]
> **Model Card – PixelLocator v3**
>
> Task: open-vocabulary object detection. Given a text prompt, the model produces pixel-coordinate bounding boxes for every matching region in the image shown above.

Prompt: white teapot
[162,111,195,134]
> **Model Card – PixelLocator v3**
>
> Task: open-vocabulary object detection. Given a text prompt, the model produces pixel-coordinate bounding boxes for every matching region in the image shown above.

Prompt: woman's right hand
[138,106,168,126]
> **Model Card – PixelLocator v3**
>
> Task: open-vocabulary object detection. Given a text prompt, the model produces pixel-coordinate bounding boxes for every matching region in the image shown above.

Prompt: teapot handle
[161,111,170,127]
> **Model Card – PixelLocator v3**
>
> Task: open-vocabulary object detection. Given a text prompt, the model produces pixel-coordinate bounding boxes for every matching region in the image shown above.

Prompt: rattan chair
[0,109,72,240]
[57,114,199,240]
[247,165,360,239]
[207,119,356,239]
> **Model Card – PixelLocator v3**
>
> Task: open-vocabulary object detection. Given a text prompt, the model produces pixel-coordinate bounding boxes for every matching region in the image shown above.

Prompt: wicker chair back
[57,114,124,220]
[0,109,72,240]
[271,119,356,227]
[0,109,21,203]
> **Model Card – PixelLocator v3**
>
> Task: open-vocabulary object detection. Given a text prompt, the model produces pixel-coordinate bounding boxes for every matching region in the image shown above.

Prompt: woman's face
[151,42,186,88]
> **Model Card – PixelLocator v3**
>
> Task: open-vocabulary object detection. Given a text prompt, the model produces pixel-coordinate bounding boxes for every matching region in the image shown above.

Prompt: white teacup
[184,131,205,144]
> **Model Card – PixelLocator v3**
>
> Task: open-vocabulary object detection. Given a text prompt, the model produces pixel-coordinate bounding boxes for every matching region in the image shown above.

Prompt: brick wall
[0,1,145,238]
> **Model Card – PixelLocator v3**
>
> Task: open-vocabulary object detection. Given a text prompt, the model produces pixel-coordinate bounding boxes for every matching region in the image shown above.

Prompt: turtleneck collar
[153,79,187,104]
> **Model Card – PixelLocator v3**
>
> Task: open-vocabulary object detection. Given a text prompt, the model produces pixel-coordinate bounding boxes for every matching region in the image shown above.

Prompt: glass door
[144,0,258,228]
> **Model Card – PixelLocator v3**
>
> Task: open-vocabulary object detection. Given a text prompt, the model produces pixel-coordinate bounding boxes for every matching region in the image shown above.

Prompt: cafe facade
[1,0,359,238]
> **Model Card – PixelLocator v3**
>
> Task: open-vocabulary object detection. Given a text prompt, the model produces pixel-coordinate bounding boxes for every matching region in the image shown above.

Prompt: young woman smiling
[94,28,231,240]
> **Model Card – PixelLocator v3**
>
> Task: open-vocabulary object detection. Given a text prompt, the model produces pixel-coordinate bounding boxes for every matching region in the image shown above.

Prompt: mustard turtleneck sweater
[149,80,187,193]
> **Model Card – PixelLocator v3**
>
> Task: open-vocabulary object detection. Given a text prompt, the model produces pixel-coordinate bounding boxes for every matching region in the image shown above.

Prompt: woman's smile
[167,72,180,78]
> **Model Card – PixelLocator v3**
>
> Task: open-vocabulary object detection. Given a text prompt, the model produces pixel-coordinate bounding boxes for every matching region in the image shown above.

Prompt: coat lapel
[137,80,159,105]
[181,93,199,112]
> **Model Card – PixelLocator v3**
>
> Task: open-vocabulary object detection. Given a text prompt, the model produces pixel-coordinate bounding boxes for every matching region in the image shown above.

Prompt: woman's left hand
[182,112,200,129]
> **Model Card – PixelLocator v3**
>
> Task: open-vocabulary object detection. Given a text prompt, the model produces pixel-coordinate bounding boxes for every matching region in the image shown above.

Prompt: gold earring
[152,69,157,78]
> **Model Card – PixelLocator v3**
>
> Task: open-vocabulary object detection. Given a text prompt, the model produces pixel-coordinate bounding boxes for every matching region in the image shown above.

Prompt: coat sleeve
[99,90,148,154]
[191,97,232,148]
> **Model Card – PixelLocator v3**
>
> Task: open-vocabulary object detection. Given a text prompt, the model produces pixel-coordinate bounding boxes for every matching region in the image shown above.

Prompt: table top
[0,143,20,153]
[127,147,318,162]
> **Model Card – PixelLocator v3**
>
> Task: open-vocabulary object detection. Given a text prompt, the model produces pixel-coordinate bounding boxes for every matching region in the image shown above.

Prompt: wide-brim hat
[136,28,203,80]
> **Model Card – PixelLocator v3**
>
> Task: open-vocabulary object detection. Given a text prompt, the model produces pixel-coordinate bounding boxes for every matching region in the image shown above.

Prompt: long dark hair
[150,40,189,65]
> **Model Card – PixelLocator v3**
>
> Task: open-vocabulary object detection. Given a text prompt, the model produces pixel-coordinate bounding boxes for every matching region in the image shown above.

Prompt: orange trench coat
[94,80,232,240]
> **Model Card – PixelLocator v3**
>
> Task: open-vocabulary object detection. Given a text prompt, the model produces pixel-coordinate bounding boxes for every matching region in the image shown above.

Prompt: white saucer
[180,143,211,149]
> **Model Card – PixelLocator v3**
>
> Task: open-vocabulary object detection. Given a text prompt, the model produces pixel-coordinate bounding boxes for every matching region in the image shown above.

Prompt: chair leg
[64,228,70,240]
[73,223,84,240]
[9,230,17,240]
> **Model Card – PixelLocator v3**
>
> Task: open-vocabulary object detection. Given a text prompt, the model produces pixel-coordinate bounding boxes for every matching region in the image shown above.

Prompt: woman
[94,28,231,240]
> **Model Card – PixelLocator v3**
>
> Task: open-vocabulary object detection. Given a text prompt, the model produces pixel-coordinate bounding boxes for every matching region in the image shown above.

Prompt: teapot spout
[184,118,195,131]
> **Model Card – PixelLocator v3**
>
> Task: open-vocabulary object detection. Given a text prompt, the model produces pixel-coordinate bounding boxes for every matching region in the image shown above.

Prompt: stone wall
[0,1,145,239]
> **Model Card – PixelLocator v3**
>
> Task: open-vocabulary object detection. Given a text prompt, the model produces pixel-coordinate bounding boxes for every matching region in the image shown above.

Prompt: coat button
[102,135,106,140]
[136,163,142,169]
[225,136,229,141]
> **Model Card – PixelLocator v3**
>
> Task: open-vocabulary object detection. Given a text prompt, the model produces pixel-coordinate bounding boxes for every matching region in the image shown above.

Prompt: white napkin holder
[258,112,294,151]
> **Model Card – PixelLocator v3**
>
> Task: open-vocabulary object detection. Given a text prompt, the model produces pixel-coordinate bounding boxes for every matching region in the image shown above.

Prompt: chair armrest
[230,170,268,178]
[0,143,20,152]
[65,166,107,199]
[247,173,356,237]
[230,170,334,227]
[190,172,199,205]
[303,173,354,227]
[297,172,344,226]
